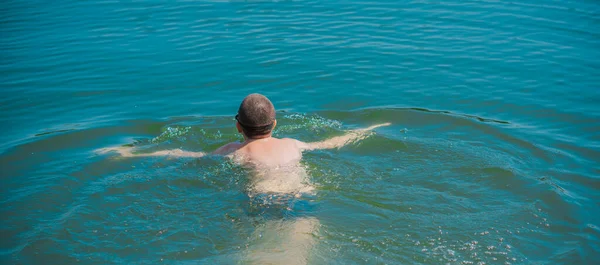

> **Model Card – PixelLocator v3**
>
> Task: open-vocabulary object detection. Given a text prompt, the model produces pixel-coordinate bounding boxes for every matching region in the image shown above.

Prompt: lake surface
[1,0,599,264]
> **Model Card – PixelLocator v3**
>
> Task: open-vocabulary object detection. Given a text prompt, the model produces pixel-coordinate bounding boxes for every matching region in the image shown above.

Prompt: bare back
[231,137,313,194]
[234,138,302,167]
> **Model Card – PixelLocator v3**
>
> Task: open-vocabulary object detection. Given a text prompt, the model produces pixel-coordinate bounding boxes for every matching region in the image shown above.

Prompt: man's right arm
[295,123,390,151]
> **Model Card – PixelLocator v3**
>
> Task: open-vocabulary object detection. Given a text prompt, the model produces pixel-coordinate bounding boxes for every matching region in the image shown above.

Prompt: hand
[95,146,134,157]
[348,122,391,144]
[358,122,391,132]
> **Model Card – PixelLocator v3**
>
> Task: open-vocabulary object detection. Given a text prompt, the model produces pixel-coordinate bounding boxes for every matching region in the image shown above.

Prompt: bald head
[236,93,276,138]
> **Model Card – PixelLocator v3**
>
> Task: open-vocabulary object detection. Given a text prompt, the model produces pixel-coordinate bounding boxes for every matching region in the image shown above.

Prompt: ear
[272,120,277,130]
[236,122,243,133]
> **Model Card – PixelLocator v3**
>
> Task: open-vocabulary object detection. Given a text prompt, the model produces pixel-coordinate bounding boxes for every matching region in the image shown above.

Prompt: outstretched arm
[95,141,243,158]
[96,146,206,158]
[296,123,390,151]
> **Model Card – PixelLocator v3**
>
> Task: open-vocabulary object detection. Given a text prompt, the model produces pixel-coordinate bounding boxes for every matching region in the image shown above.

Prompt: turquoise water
[1,0,599,264]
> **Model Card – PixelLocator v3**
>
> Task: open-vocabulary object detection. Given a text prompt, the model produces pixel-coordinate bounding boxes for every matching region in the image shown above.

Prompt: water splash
[274,113,342,135]
[150,126,192,144]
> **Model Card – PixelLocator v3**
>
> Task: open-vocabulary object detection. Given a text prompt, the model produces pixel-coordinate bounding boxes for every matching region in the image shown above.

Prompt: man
[98,93,389,264]
[99,93,389,194]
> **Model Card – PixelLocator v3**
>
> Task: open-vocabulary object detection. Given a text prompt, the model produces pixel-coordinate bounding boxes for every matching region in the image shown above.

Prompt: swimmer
[97,93,389,264]
[98,93,390,194]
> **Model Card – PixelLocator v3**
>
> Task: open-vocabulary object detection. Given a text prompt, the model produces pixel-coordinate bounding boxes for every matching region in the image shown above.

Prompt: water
[1,0,599,264]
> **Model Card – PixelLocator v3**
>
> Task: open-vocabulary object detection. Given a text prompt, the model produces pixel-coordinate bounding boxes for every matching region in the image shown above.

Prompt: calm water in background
[1,0,599,264]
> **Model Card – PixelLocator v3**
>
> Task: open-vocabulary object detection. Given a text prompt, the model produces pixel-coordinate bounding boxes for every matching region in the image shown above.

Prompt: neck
[243,134,272,142]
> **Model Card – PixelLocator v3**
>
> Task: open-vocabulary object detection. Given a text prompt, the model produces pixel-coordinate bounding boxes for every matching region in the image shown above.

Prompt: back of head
[237,93,276,138]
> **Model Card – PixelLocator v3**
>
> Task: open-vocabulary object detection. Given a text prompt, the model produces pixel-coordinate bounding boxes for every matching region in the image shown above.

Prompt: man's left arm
[96,141,244,158]
[211,142,242,156]
[96,146,206,158]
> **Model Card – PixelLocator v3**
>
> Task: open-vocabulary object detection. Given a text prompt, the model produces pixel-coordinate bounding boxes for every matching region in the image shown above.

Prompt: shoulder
[282,138,309,151]
[213,142,243,156]
[281,138,299,144]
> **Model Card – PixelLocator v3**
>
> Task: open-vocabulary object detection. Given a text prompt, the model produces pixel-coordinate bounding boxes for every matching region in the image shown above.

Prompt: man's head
[236,93,276,139]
